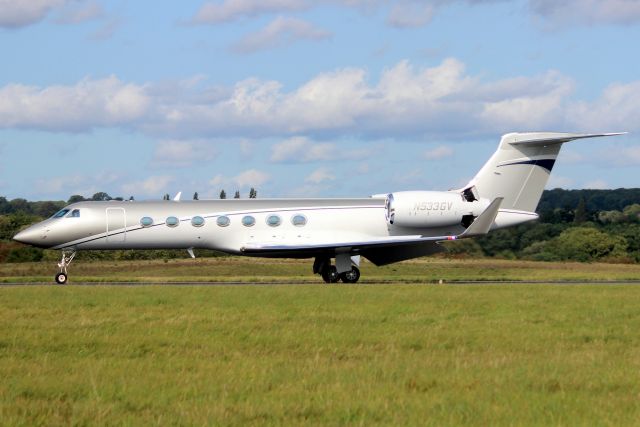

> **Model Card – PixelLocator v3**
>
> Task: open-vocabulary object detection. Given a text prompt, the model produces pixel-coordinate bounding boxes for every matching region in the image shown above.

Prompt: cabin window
[266,215,281,227]
[53,209,70,218]
[140,217,153,227]
[67,209,80,218]
[241,215,255,227]
[191,216,205,227]
[166,216,179,227]
[291,214,307,227]
[217,216,230,227]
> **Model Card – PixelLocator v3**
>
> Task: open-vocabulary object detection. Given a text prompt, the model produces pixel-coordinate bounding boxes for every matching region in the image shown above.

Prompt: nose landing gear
[55,250,76,284]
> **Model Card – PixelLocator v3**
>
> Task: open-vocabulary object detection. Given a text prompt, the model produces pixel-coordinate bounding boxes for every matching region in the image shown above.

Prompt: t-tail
[462,132,625,215]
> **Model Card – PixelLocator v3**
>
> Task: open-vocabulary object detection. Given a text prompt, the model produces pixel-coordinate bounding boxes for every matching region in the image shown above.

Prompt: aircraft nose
[13,225,46,246]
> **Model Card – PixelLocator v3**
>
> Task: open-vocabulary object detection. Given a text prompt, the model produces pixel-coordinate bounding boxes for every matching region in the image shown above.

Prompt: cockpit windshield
[52,209,70,218]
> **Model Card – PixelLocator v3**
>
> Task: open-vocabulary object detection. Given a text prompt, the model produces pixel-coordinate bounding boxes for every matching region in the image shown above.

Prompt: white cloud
[530,0,640,27]
[0,0,64,28]
[34,172,120,197]
[602,145,640,166]
[270,136,335,162]
[122,176,174,197]
[1,58,639,140]
[152,140,217,167]
[424,145,453,160]
[583,179,608,189]
[0,0,105,29]
[209,174,225,186]
[0,76,150,132]
[233,169,270,188]
[191,0,307,24]
[232,16,331,53]
[305,167,335,184]
[567,81,640,133]
[191,0,510,30]
[546,175,574,189]
[387,2,435,28]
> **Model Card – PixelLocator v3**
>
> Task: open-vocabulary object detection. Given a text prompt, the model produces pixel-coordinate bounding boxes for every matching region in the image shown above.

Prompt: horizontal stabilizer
[508,132,626,147]
[460,197,503,237]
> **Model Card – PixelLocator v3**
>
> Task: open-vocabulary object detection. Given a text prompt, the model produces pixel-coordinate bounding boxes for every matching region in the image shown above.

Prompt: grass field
[2,256,640,283]
[2,258,640,425]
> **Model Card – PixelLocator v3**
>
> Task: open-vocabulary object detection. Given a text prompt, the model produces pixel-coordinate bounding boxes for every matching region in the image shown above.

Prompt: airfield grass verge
[1,256,640,283]
[2,284,640,425]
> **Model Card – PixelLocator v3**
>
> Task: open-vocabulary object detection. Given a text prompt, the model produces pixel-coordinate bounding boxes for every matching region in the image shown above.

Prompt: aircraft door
[106,208,126,242]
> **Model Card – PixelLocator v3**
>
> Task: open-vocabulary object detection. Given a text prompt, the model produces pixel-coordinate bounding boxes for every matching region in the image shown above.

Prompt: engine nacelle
[385,191,487,228]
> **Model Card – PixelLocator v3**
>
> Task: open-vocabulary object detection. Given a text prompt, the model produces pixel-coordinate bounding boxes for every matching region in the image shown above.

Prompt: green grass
[2,284,640,425]
[1,256,640,283]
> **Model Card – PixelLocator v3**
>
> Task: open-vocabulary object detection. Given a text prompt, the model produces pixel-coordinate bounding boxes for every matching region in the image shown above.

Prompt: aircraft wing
[241,198,503,265]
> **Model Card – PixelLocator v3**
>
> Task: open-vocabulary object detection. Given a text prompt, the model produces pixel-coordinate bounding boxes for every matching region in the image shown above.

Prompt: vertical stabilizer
[464,132,624,212]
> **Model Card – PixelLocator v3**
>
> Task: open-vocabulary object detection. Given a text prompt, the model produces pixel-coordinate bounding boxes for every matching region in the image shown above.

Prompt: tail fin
[464,132,625,212]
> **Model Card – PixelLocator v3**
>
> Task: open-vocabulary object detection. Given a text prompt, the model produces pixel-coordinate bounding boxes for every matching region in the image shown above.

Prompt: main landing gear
[55,250,76,284]
[313,256,361,284]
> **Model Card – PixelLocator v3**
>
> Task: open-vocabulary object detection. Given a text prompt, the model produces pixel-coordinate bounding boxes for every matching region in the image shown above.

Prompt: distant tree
[193,192,199,200]
[9,198,31,214]
[114,197,124,201]
[249,187,257,199]
[234,190,240,199]
[67,195,86,204]
[129,196,135,201]
[0,197,10,214]
[163,194,170,201]
[574,197,588,223]
[91,192,112,201]
[524,227,628,262]
[623,204,640,222]
[219,190,227,199]
[598,210,625,224]
[34,201,62,218]
[0,213,41,240]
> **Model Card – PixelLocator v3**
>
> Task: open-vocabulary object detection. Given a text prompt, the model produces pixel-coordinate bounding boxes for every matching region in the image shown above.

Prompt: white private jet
[13,132,623,284]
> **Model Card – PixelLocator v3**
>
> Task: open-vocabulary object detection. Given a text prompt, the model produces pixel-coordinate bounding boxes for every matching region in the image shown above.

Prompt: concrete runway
[3,280,640,286]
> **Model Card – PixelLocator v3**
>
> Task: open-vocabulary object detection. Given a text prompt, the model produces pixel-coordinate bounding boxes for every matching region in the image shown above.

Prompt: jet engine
[385,191,487,228]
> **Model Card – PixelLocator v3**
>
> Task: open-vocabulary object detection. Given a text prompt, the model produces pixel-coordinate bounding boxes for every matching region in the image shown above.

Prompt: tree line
[1,188,640,263]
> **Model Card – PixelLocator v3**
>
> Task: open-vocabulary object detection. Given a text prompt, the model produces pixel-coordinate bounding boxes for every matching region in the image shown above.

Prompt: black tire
[55,273,67,285]
[340,266,360,284]
[321,265,340,283]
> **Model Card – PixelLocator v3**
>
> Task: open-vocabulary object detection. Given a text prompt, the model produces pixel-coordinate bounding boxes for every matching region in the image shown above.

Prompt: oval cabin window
[241,215,255,227]
[217,216,230,227]
[166,216,179,227]
[291,214,307,227]
[140,217,153,227]
[266,215,281,227]
[191,216,205,227]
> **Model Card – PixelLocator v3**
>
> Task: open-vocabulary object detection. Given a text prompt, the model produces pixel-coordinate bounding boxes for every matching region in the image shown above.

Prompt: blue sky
[1,0,639,201]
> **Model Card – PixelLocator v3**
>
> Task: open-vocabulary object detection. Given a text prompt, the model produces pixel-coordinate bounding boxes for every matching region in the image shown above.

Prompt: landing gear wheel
[54,250,76,285]
[321,265,340,283]
[340,266,360,284]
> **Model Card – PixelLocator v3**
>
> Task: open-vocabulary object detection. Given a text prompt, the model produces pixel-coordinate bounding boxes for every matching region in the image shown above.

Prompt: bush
[5,247,44,262]
[523,227,628,262]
